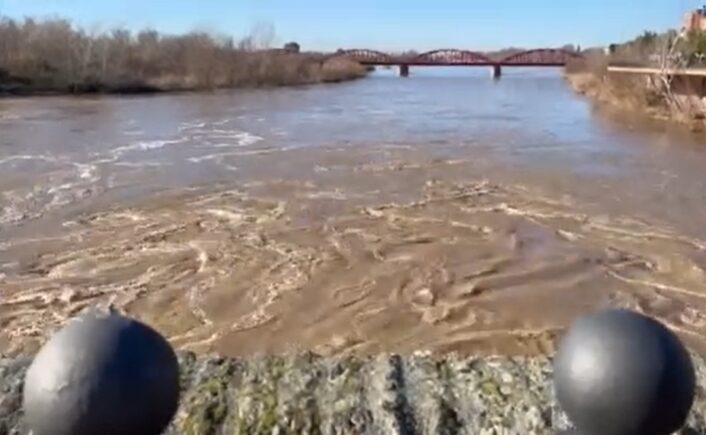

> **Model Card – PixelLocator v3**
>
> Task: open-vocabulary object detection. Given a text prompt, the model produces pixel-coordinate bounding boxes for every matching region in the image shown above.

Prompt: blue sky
[0,0,702,51]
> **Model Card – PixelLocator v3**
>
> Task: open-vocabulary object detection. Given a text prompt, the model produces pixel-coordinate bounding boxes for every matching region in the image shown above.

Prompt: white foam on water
[111,211,147,221]
[205,209,247,223]
[188,147,283,163]
[48,192,73,208]
[0,204,26,224]
[74,163,98,180]
[210,131,263,148]
[178,121,207,131]
[212,129,239,134]
[90,157,120,165]
[110,138,187,159]
[114,161,166,168]
[31,164,101,204]
[188,153,229,163]
[47,182,76,194]
[0,155,59,166]
[305,190,348,200]
[0,148,151,216]
[367,109,395,116]
[133,139,185,150]
[190,128,262,143]
[0,113,21,121]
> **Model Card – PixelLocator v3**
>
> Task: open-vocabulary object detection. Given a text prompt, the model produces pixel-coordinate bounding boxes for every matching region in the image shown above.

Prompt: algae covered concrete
[2,352,706,434]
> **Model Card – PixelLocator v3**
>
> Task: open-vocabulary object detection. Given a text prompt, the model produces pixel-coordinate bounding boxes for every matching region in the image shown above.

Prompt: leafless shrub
[565,30,706,123]
[564,52,608,76]
[0,17,366,94]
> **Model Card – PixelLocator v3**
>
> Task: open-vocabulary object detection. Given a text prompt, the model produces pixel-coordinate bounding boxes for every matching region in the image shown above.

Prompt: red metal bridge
[330,48,583,77]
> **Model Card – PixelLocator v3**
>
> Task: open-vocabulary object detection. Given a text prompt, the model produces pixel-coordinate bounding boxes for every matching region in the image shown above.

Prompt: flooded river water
[2,68,706,357]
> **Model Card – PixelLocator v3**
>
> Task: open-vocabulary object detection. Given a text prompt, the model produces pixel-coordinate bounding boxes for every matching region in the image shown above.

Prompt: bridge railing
[16,308,696,434]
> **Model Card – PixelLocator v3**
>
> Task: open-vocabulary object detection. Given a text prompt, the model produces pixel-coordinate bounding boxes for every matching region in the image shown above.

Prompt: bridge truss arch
[412,49,494,65]
[499,48,584,66]
[332,49,396,64]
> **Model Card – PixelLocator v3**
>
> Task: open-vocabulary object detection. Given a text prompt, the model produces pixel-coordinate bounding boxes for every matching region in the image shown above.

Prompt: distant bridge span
[330,48,583,77]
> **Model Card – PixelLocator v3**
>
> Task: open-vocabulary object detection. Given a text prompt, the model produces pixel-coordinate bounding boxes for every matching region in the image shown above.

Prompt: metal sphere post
[22,310,180,435]
[553,309,695,435]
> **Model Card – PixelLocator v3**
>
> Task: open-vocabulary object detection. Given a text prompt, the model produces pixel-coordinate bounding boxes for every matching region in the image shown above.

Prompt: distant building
[682,6,706,35]
[283,42,301,54]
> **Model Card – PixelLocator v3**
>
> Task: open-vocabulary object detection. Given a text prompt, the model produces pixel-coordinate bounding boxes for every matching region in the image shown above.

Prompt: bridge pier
[399,64,409,77]
[491,64,502,80]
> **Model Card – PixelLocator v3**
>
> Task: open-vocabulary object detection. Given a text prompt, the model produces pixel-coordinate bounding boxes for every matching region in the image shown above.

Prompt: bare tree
[654,32,695,117]
[249,21,276,49]
[0,16,366,93]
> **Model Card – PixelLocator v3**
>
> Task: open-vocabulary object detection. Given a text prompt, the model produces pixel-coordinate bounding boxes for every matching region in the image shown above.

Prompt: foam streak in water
[110,138,187,159]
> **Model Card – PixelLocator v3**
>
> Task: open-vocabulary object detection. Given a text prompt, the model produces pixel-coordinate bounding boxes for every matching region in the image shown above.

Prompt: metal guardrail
[19,308,696,435]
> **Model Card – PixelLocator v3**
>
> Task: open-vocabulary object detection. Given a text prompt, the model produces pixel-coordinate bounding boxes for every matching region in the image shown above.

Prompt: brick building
[682,6,706,34]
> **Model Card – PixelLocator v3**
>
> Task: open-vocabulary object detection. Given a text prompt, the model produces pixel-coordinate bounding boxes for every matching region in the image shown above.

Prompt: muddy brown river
[2,68,706,357]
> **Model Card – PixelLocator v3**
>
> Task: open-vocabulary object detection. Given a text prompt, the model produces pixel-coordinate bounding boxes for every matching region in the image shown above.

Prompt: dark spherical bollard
[23,311,180,435]
[553,309,695,435]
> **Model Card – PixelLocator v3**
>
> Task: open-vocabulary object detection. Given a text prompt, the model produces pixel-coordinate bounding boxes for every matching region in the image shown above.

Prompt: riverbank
[565,72,664,117]
[0,56,367,96]
[0,17,367,96]
[2,351,706,433]
[562,27,706,130]
[564,68,706,131]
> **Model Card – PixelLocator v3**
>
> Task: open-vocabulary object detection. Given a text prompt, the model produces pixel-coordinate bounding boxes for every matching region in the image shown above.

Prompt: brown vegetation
[564,31,706,129]
[564,71,670,118]
[565,51,659,112]
[0,17,367,95]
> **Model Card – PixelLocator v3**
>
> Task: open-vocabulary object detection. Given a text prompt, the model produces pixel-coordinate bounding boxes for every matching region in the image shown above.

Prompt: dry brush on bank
[565,55,667,115]
[0,17,366,95]
[564,32,706,127]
